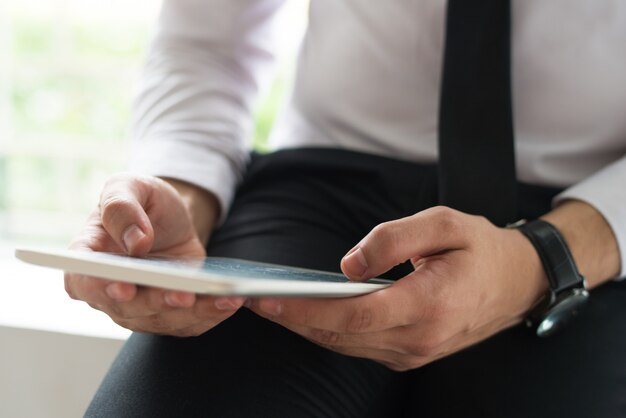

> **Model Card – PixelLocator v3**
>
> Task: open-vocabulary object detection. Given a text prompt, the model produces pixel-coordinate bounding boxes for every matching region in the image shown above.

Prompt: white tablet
[15,247,391,297]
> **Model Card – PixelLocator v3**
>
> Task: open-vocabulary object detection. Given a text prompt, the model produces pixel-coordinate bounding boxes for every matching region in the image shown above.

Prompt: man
[68,1,626,416]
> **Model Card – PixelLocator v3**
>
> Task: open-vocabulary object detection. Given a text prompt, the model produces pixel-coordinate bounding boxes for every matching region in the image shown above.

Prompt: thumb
[99,174,155,256]
[341,207,470,280]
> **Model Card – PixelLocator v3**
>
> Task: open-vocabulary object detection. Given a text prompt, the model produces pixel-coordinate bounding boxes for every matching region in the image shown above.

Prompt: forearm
[541,199,621,288]
[161,177,221,246]
[129,0,284,226]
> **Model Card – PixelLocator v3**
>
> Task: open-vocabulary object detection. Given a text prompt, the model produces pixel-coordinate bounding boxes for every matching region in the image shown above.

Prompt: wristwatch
[510,219,589,337]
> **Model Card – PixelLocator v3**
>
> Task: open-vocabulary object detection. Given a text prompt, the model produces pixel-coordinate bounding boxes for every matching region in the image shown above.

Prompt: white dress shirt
[129,0,626,276]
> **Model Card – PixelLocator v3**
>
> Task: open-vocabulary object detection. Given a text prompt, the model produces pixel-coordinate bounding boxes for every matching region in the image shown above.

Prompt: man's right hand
[64,173,245,337]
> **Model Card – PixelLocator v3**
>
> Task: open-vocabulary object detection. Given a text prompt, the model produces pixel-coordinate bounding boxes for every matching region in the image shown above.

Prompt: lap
[88,311,405,418]
[87,150,415,418]
[87,149,626,418]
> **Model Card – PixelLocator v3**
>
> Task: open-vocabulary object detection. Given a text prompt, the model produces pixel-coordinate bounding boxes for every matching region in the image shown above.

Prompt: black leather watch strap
[517,219,585,294]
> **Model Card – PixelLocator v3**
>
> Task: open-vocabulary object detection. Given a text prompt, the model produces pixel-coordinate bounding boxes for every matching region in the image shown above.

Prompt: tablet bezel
[15,247,391,297]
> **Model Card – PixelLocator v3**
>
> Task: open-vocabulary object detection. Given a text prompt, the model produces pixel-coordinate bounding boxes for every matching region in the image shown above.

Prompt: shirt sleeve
[128,0,286,223]
[554,155,626,279]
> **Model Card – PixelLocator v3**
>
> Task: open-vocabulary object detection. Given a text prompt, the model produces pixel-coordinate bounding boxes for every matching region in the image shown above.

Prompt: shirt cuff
[129,138,247,225]
[553,158,626,279]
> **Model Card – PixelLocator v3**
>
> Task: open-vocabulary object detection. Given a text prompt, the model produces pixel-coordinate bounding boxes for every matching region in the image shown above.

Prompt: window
[0,0,306,250]
[1,0,161,248]
[0,0,306,337]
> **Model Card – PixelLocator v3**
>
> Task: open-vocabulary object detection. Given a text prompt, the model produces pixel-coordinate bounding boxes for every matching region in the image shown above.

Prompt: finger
[100,287,194,319]
[325,312,518,362]
[311,327,447,372]
[269,318,413,368]
[169,298,245,336]
[269,314,444,359]
[116,294,243,324]
[341,206,472,280]
[68,210,125,254]
[251,275,431,334]
[321,344,420,371]
[270,317,392,352]
[65,271,195,318]
[99,174,155,256]
[110,295,244,335]
[65,272,137,304]
[307,322,446,357]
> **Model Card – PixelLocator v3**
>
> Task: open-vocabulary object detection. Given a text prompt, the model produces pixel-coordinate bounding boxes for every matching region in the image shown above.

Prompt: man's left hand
[250,206,548,371]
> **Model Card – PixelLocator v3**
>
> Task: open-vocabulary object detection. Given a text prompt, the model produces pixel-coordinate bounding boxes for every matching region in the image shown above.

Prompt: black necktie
[438,0,517,226]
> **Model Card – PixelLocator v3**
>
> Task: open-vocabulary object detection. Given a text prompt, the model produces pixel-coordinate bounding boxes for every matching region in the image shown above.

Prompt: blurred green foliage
[12,18,150,140]
[1,16,287,244]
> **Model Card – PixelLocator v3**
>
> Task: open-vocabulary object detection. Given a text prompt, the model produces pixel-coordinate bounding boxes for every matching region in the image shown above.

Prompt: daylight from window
[0,0,305,250]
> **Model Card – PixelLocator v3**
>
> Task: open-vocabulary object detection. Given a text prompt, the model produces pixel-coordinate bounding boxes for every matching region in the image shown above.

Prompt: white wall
[0,251,128,418]
[0,326,123,418]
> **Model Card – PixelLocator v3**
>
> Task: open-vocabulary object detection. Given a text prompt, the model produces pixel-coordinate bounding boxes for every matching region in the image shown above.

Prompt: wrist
[160,177,220,245]
[512,219,590,336]
[541,199,620,288]
[507,227,549,316]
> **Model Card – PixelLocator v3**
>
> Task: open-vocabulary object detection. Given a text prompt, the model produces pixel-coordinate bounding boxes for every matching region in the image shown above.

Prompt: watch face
[536,289,589,337]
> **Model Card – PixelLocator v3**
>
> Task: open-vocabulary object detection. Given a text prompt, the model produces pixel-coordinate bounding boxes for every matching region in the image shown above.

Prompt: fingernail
[122,224,145,253]
[259,299,282,316]
[164,292,194,307]
[106,283,124,301]
[215,297,238,311]
[164,292,176,307]
[342,247,368,278]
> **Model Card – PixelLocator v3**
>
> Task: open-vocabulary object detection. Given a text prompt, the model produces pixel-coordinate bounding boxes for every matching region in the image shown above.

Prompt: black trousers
[87,149,626,418]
